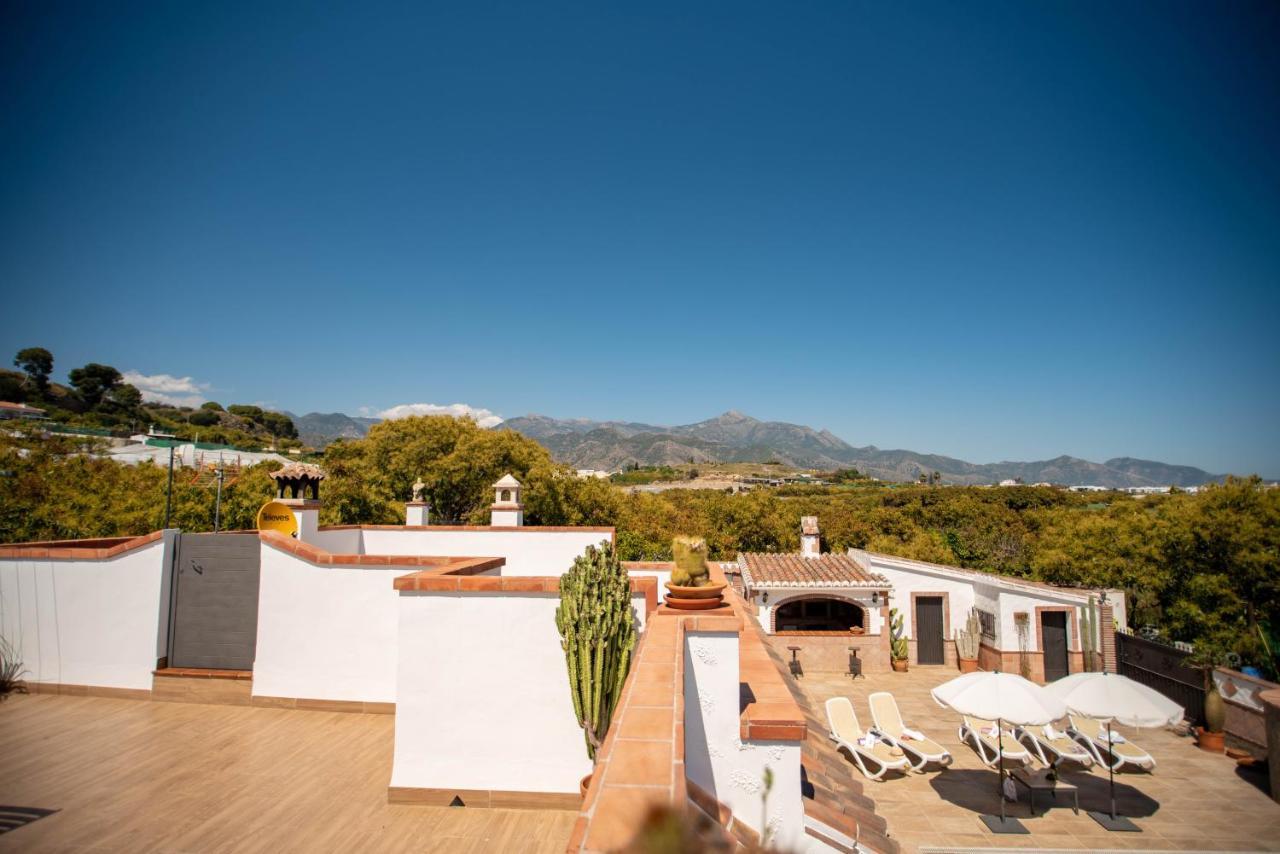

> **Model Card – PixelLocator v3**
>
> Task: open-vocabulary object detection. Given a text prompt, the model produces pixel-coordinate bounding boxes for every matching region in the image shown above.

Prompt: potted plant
[555,541,637,797]
[664,536,726,610]
[890,607,909,672]
[1198,672,1227,753]
[955,608,980,673]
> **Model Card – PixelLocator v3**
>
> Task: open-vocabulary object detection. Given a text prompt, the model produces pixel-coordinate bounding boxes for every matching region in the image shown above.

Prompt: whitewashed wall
[391,590,647,794]
[683,630,803,850]
[308,527,363,554]
[253,542,416,703]
[625,566,671,604]
[358,528,611,576]
[871,559,977,640]
[973,581,1002,647]
[0,533,175,691]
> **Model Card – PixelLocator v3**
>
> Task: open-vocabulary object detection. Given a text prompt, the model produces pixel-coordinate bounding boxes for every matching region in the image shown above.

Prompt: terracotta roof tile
[739,552,887,588]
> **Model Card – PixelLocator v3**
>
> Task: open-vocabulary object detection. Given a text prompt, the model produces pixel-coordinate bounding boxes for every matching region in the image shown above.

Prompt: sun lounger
[867,691,953,771]
[826,697,910,781]
[1014,721,1095,768]
[958,716,1031,768]
[1067,714,1156,772]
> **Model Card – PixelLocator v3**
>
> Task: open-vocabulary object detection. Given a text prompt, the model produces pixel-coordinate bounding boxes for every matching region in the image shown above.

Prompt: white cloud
[377,402,504,428]
[122,371,210,408]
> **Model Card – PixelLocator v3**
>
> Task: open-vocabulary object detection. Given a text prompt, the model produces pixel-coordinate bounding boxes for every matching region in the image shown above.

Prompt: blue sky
[2,2,1277,474]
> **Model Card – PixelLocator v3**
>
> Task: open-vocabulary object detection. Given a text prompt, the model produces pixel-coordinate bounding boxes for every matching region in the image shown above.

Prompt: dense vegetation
[2,347,299,449]
[1,415,1275,674]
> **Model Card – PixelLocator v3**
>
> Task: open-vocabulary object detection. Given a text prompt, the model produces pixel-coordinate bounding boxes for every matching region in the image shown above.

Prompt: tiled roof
[739,552,888,588]
[270,463,325,481]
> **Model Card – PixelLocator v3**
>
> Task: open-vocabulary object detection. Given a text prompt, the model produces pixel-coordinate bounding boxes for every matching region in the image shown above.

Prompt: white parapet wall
[356,527,613,576]
[252,539,417,704]
[391,587,649,797]
[683,629,803,850]
[0,532,175,691]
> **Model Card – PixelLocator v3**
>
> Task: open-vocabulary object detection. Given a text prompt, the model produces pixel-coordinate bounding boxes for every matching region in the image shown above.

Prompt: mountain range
[289,409,1227,487]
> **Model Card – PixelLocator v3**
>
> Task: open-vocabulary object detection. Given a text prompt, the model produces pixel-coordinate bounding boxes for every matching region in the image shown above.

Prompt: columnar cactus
[1081,595,1097,671]
[671,535,711,587]
[555,541,637,760]
[890,607,909,661]
[955,607,981,660]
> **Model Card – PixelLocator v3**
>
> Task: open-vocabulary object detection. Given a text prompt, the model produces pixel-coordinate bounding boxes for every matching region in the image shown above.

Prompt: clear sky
[2,2,1277,474]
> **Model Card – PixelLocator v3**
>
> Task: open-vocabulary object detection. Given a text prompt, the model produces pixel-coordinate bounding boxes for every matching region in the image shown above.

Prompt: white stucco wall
[871,560,977,640]
[358,528,611,576]
[391,591,646,794]
[683,630,803,850]
[308,527,363,554]
[0,533,175,691]
[625,566,671,604]
[252,543,416,703]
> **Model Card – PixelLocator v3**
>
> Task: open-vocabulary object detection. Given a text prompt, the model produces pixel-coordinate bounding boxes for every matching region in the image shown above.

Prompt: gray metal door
[1042,612,1070,682]
[915,596,945,664]
[170,532,261,670]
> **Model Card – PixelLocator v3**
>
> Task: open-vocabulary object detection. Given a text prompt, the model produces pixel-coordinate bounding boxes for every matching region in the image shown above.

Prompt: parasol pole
[997,716,1006,824]
[1107,719,1117,820]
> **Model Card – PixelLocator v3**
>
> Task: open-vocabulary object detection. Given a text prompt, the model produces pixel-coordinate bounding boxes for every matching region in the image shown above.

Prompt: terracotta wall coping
[0,530,165,561]
[259,530,506,573]
[321,524,616,541]
[393,570,659,616]
[730,585,808,742]
[1259,688,1280,711]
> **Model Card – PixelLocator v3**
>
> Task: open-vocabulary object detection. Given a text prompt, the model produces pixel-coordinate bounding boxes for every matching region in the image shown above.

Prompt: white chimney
[490,473,524,527]
[800,516,820,558]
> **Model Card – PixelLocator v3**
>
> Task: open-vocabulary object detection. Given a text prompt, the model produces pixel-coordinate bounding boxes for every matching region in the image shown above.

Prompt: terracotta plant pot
[958,657,979,673]
[580,772,593,798]
[891,659,909,673]
[1196,727,1225,754]
[664,581,727,610]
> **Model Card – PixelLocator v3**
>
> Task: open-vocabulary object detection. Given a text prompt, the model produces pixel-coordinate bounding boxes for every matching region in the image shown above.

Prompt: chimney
[270,463,325,544]
[800,516,820,558]
[490,474,524,527]
[406,477,430,526]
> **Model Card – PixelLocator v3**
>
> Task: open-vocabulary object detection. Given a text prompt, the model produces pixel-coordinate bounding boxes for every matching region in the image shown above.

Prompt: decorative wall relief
[729,769,761,794]
[689,640,717,666]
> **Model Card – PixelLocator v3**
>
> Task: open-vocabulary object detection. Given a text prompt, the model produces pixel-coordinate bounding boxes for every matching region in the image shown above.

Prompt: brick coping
[0,530,164,561]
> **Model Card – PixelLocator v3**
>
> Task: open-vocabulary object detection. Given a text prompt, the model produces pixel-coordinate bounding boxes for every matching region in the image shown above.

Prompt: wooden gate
[168,532,262,670]
[915,596,945,664]
[1041,612,1069,682]
[1116,631,1204,725]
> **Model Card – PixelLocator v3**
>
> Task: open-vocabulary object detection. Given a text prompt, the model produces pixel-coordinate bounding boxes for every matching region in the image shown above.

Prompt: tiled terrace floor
[0,694,576,853]
[797,666,1280,853]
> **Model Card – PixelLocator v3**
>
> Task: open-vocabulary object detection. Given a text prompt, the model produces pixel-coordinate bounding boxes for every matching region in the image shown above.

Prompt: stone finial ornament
[411,478,426,502]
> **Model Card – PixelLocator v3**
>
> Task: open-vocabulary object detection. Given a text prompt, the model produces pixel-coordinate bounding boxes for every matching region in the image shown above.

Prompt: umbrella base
[1089,810,1140,832]
[980,815,1029,834]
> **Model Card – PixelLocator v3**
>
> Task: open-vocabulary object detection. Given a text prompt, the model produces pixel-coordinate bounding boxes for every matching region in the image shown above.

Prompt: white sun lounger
[1067,714,1156,772]
[867,691,953,771]
[958,716,1031,768]
[826,697,910,782]
[1014,721,1095,768]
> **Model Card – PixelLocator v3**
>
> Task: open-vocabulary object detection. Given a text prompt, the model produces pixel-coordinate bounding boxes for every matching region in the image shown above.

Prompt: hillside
[286,411,380,448]
[501,411,1227,487]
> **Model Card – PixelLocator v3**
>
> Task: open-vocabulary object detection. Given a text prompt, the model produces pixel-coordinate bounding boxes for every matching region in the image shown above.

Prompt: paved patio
[0,694,576,853]
[796,665,1280,853]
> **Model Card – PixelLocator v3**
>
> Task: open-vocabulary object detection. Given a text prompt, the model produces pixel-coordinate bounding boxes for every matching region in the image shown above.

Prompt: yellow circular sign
[256,500,299,538]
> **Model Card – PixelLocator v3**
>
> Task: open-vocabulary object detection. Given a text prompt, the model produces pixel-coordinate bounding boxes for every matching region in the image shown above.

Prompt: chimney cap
[493,473,522,489]
[271,463,326,482]
[801,516,820,535]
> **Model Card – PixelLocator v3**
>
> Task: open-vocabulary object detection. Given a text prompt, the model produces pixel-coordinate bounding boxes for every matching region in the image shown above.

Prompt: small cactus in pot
[890,607,909,671]
[665,536,726,610]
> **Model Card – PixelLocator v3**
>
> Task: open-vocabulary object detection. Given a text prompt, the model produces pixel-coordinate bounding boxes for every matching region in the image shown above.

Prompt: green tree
[67,363,122,408]
[13,347,53,394]
[109,383,143,409]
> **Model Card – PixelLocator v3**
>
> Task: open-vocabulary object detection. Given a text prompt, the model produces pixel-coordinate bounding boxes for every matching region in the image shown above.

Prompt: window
[977,609,997,640]
[775,598,865,633]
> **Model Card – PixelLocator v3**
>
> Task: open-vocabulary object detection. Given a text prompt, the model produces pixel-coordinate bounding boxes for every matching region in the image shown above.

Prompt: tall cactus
[1081,595,1097,672]
[890,607,909,661]
[955,607,980,660]
[555,541,637,760]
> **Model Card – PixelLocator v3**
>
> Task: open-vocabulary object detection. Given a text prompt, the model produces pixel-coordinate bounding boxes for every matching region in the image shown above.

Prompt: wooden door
[1042,611,1070,682]
[915,596,945,664]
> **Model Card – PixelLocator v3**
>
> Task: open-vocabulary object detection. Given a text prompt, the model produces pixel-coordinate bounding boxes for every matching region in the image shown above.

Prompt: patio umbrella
[931,671,1068,833]
[1044,671,1183,831]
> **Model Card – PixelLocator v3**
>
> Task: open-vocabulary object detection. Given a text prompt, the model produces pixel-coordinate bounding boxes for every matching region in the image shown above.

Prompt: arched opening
[774,597,865,633]
[500,489,511,502]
